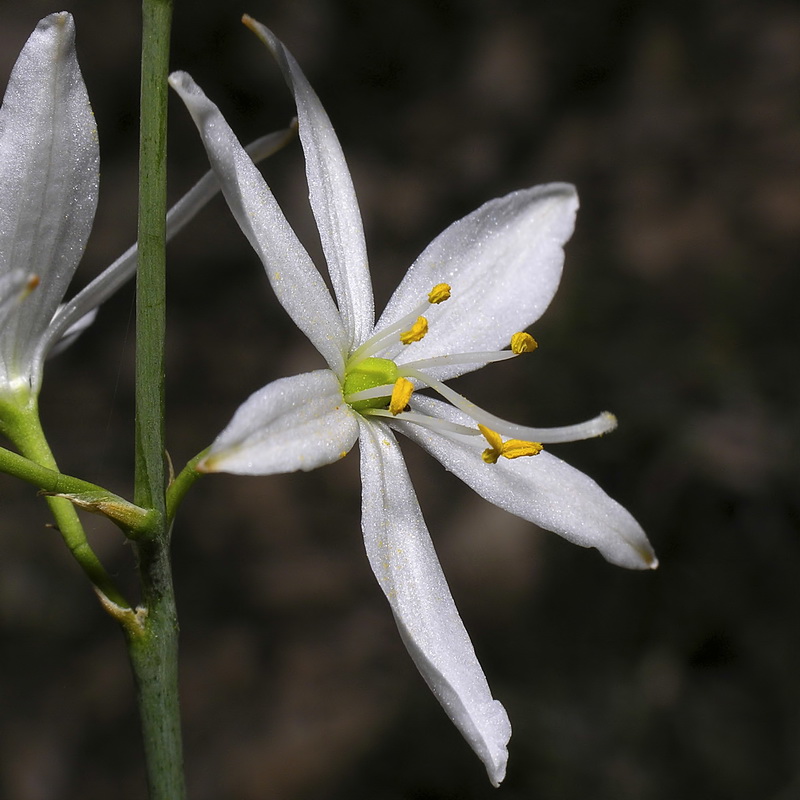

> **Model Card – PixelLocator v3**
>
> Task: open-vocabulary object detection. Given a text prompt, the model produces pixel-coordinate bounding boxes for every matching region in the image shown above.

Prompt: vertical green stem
[136,0,170,512]
[126,537,184,800]
[132,1,185,798]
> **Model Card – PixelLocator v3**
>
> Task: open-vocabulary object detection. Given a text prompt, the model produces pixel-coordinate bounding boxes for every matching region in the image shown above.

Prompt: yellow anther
[500,439,543,459]
[399,316,428,345]
[482,449,501,464]
[478,424,542,464]
[388,377,414,415]
[478,424,503,452]
[478,424,504,463]
[428,283,451,304]
[511,331,537,354]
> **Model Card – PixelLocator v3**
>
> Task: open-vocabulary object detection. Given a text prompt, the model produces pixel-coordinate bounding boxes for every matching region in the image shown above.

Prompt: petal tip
[242,14,275,51]
[486,742,509,787]
[42,10,73,30]
[35,11,76,49]
[627,541,658,571]
[167,70,193,92]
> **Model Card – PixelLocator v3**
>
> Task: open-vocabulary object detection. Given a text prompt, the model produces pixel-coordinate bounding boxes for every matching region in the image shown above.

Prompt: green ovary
[343,357,398,412]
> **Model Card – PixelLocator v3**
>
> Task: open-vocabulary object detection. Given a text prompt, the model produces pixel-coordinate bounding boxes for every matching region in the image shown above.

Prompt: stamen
[510,332,537,354]
[400,350,518,372]
[388,378,414,415]
[364,408,481,437]
[428,283,451,304]
[24,275,41,295]
[399,316,428,345]
[479,424,542,464]
[401,335,534,374]
[348,284,451,363]
[500,439,543,459]
[478,425,504,457]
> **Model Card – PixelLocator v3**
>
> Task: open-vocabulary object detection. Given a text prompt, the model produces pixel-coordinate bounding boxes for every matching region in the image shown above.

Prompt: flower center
[342,357,398,412]
[343,283,453,412]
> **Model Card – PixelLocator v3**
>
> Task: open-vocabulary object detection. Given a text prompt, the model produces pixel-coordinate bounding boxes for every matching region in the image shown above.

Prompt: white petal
[43,126,298,361]
[395,396,657,570]
[0,13,98,389]
[376,184,578,381]
[245,18,374,350]
[0,270,34,331]
[357,416,511,786]
[200,370,358,475]
[169,71,349,376]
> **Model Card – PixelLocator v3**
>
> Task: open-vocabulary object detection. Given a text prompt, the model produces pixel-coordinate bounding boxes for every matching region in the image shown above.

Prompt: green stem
[126,533,184,800]
[136,0,170,515]
[0,397,129,608]
[132,1,185,798]
[0,443,113,493]
[0,445,158,537]
[166,448,207,524]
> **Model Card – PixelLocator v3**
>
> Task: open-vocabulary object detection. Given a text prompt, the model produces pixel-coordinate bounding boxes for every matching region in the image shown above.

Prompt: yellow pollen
[478,424,503,452]
[501,439,543,459]
[388,378,414,415]
[511,332,537,354]
[399,316,428,345]
[478,424,543,464]
[428,283,451,304]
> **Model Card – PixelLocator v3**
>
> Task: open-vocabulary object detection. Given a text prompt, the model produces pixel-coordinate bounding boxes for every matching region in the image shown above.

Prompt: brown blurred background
[1,0,799,798]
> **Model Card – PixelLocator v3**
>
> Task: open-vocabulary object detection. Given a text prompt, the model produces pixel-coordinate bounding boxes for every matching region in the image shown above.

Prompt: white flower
[0,13,291,406]
[170,17,656,786]
[0,13,99,398]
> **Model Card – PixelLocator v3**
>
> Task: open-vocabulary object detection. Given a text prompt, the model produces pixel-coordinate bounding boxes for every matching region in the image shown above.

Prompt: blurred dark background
[1,0,798,798]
